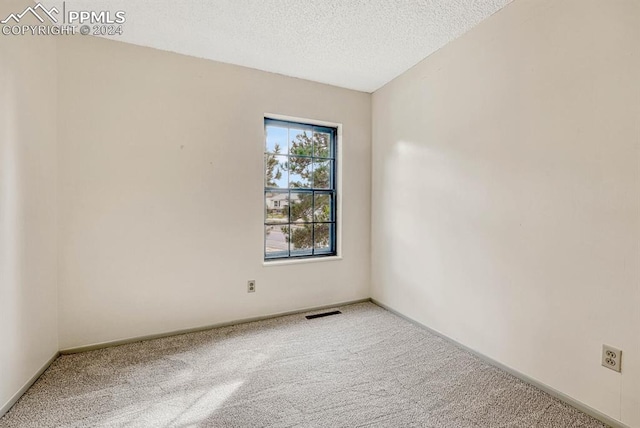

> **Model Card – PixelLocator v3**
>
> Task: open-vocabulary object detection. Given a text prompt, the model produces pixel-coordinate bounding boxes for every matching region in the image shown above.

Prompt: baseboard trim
[0,351,59,420]
[371,298,629,428]
[60,298,371,354]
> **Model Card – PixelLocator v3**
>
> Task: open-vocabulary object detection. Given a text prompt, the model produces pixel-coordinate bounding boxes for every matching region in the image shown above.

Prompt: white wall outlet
[247,280,256,293]
[602,345,622,372]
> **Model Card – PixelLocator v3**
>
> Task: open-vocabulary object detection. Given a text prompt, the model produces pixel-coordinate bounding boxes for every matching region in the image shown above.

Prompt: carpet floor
[0,303,607,427]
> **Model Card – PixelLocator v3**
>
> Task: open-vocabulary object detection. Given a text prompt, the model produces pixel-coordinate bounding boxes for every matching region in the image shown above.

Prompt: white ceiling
[42,0,512,92]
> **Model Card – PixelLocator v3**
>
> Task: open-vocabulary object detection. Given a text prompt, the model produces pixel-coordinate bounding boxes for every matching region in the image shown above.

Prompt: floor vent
[305,310,342,320]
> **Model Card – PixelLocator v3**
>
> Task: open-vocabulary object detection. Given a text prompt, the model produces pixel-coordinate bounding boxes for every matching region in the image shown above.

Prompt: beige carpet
[0,303,607,427]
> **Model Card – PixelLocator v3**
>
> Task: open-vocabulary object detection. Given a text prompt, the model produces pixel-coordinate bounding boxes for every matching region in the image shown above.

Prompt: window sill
[263,256,343,267]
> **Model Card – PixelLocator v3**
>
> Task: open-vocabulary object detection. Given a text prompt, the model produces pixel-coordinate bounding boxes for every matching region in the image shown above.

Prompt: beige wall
[57,36,372,349]
[0,0,59,413]
[371,0,640,426]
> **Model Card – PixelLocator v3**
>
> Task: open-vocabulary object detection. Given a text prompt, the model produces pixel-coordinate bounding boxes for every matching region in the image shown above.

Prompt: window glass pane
[290,192,313,223]
[289,129,312,157]
[265,225,289,257]
[313,131,331,158]
[288,157,312,188]
[266,125,288,154]
[313,160,332,189]
[290,224,313,256]
[265,154,288,188]
[265,192,289,224]
[314,193,332,222]
[314,223,333,253]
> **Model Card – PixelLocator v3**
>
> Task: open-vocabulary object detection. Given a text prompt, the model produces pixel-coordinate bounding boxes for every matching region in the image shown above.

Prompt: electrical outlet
[602,345,622,372]
[247,280,256,293]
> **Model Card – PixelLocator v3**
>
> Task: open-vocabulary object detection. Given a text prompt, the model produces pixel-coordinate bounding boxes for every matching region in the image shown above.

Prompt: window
[264,118,337,260]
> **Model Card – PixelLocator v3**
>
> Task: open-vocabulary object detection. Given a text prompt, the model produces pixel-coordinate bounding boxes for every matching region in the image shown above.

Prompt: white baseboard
[60,298,371,354]
[0,352,59,420]
[371,298,629,428]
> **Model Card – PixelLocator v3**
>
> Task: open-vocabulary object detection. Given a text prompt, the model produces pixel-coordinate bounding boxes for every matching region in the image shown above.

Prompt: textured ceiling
[41,0,512,92]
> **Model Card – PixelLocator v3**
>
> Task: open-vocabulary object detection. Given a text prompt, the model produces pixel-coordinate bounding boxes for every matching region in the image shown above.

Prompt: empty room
[1,0,639,426]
